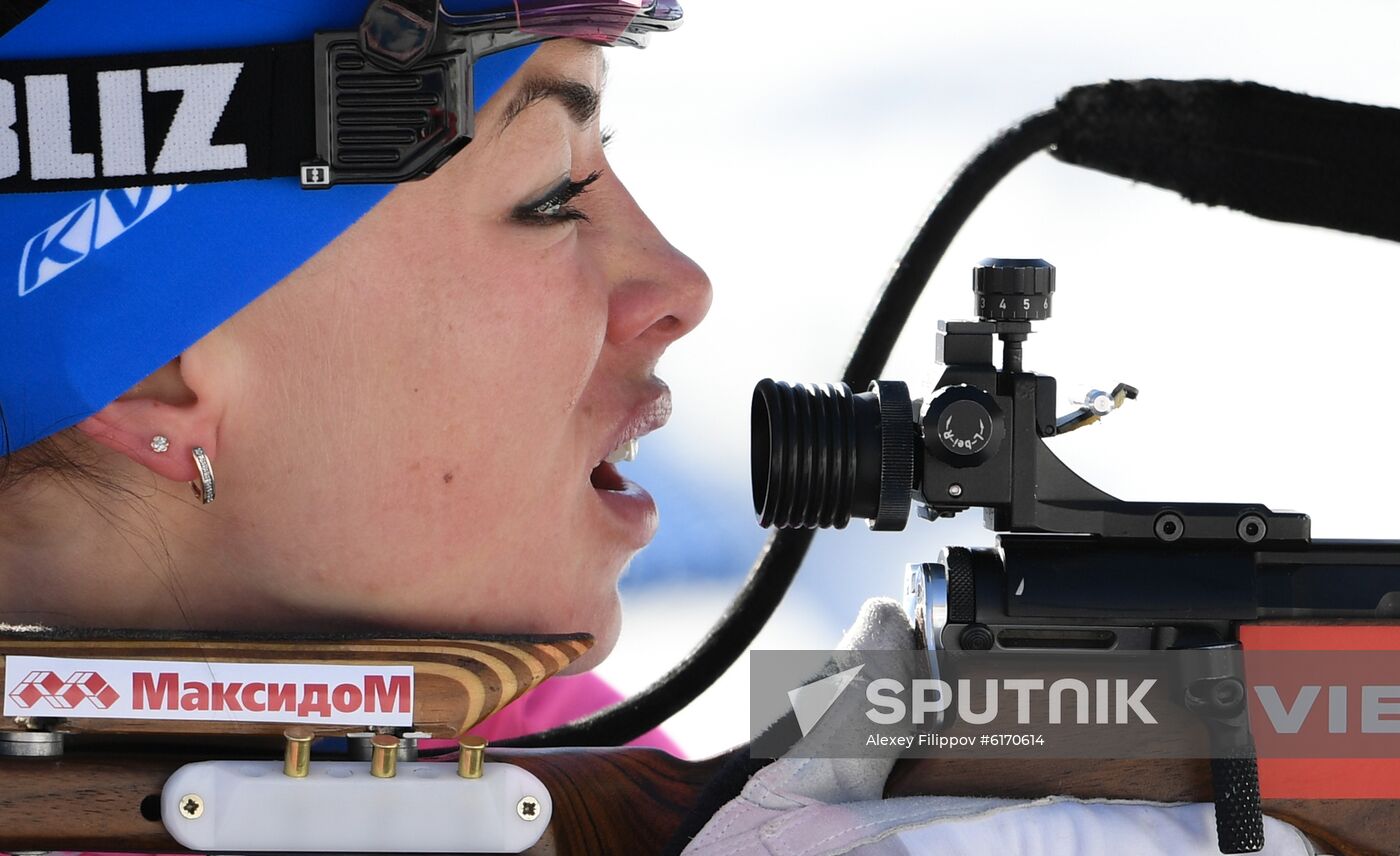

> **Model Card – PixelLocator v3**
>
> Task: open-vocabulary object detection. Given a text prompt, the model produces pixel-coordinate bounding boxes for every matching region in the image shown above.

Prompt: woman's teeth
[604,438,639,464]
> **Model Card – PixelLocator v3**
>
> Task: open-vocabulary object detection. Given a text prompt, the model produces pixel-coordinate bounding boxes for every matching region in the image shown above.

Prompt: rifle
[733,79,1400,856]
[750,256,1400,854]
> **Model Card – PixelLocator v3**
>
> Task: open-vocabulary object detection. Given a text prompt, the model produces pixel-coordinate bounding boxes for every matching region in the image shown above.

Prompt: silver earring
[190,446,215,504]
[150,435,170,454]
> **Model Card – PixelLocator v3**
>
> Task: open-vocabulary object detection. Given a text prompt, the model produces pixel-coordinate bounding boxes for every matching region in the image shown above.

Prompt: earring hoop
[190,446,215,504]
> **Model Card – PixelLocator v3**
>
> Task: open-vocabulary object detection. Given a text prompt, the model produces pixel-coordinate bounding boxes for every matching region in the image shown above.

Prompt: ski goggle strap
[495,0,681,42]
[0,0,681,194]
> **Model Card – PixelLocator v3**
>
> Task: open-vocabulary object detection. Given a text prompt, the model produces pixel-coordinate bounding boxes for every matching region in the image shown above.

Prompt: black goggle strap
[1052,79,1400,244]
[0,0,47,41]
[0,42,317,194]
[0,22,547,195]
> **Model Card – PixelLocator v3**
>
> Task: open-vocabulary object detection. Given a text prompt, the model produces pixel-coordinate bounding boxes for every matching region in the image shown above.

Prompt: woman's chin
[557,596,621,675]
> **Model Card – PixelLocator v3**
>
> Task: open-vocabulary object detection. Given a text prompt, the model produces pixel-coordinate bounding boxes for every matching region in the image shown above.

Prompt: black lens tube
[753,381,866,528]
[752,379,915,530]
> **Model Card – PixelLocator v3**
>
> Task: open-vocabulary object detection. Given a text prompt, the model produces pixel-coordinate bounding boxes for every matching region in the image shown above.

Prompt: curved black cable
[842,108,1063,385]
[498,107,1065,748]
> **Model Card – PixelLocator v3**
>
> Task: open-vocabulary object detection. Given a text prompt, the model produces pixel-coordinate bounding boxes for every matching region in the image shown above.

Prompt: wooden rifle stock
[0,628,739,853]
[0,744,738,853]
[7,746,1394,854]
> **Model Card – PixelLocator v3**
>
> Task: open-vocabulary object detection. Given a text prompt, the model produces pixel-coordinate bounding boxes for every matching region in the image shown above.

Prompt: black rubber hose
[1052,79,1400,243]
[498,107,1065,748]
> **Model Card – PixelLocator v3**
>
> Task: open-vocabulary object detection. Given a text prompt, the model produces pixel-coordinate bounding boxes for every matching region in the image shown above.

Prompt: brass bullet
[457,734,487,779]
[283,727,314,778]
[370,733,399,778]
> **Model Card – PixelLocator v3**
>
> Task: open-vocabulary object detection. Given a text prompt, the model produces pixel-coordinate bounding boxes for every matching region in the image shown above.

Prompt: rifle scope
[753,257,1059,534]
[752,257,1311,548]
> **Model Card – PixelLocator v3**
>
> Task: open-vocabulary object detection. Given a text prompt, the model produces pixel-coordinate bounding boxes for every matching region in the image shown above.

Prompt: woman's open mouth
[586,388,669,545]
[590,460,626,491]
[589,437,658,546]
[590,437,637,491]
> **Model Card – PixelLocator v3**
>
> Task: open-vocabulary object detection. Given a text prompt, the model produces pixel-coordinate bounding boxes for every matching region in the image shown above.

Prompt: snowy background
[590,0,1400,758]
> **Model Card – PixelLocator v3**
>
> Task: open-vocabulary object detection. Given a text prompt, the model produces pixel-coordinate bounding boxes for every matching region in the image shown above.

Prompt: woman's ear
[74,336,230,484]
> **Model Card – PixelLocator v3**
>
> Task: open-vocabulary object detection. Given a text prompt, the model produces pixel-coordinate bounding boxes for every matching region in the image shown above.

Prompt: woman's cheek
[492,256,606,395]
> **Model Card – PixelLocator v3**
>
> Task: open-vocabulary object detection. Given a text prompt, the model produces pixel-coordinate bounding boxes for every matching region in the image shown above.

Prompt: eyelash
[513,170,604,226]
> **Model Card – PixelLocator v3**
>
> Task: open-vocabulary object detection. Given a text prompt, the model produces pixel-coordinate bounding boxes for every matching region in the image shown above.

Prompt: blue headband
[0,0,537,453]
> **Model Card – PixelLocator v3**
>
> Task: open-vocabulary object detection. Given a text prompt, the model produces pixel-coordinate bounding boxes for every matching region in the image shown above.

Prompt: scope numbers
[978,295,1051,319]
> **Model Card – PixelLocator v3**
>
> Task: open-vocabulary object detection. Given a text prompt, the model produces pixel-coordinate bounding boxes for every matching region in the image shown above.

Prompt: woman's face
[198,39,711,669]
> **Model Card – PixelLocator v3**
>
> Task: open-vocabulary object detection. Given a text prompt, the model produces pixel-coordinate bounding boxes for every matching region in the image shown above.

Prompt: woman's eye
[513,170,603,226]
[533,197,572,218]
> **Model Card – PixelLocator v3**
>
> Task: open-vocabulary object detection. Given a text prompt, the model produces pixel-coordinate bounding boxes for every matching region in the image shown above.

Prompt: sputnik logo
[788,664,865,737]
[7,670,120,710]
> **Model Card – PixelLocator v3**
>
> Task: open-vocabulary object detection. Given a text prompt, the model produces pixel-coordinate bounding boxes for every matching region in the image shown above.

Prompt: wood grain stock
[0,631,591,737]
[499,747,738,855]
[3,746,1395,854]
[0,746,734,853]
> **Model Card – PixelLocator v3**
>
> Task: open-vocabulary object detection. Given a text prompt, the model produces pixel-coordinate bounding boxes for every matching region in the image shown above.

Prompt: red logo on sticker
[7,669,120,710]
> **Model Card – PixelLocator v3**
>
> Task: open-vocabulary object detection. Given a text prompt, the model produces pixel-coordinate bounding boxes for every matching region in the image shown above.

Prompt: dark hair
[0,404,105,493]
[0,405,195,626]
[0,401,170,510]
[1,431,110,494]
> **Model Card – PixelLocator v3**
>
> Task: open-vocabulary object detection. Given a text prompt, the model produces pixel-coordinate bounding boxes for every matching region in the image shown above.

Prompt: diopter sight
[751,258,1308,545]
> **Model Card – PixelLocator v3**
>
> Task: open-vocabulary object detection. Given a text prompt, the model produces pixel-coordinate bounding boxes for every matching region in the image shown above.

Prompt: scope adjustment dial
[974,257,1055,321]
[922,385,1005,468]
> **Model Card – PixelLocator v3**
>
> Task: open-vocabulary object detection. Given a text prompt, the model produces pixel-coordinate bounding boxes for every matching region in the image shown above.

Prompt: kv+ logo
[17,184,184,296]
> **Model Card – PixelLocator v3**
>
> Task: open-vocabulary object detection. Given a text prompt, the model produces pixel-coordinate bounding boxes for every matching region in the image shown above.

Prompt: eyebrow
[497,74,603,133]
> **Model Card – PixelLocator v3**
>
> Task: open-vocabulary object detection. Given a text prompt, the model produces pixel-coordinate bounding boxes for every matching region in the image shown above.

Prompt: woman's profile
[0,0,709,691]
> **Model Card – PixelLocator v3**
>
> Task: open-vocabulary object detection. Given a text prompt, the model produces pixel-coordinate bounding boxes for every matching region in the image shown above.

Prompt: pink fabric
[29,673,679,856]
[431,670,684,755]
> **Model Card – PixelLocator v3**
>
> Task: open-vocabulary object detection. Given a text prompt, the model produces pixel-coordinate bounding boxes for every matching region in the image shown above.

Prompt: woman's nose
[596,174,713,352]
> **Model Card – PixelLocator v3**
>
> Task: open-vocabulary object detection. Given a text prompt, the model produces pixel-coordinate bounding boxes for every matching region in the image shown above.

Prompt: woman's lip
[590,383,672,474]
[591,473,659,548]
